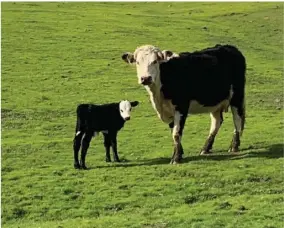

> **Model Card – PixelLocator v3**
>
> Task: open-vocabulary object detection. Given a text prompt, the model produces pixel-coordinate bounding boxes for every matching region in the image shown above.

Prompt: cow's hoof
[170,159,181,165]
[105,158,111,162]
[228,147,239,153]
[200,150,212,155]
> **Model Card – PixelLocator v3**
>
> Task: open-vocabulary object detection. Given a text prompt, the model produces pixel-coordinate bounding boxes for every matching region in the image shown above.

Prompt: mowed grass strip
[2,2,283,228]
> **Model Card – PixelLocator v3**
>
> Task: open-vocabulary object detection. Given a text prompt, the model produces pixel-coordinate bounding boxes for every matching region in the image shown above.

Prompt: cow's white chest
[189,99,230,114]
[160,99,175,122]
[147,87,175,123]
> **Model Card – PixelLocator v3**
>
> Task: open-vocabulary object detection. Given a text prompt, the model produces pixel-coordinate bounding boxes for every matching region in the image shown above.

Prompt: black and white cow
[122,44,246,164]
[73,100,139,169]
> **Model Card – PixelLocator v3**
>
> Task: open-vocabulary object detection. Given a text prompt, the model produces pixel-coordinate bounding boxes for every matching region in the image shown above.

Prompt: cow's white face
[119,100,139,121]
[122,45,175,86]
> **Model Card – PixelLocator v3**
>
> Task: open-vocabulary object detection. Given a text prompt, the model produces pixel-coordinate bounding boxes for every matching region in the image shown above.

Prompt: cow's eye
[136,61,139,65]
[120,109,123,112]
[151,60,157,65]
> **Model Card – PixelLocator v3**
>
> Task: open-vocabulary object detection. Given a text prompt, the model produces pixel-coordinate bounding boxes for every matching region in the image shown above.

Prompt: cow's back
[160,51,232,107]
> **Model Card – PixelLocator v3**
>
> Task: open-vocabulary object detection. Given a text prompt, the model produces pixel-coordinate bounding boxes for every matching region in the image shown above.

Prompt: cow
[121,44,246,164]
[73,100,139,169]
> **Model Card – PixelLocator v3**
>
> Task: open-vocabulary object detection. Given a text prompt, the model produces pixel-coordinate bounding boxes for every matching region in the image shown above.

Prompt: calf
[122,44,246,164]
[73,100,139,169]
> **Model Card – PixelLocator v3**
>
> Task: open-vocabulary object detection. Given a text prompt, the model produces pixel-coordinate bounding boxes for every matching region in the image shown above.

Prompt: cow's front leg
[170,107,188,164]
[169,122,184,157]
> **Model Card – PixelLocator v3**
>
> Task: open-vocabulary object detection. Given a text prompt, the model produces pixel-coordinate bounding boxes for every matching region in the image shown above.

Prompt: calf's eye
[120,109,123,112]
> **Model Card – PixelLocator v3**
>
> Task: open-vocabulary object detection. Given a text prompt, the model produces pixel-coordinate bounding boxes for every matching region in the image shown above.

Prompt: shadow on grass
[90,143,283,169]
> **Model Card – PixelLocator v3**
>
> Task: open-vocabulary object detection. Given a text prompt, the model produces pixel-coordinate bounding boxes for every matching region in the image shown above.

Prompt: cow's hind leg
[200,111,223,155]
[80,131,93,169]
[228,106,243,152]
[73,131,84,169]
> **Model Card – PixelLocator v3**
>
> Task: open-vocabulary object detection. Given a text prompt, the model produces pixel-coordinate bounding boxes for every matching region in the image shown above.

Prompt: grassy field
[1,2,283,228]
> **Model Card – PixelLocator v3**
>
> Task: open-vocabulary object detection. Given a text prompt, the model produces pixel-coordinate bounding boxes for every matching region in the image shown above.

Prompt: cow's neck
[145,78,174,124]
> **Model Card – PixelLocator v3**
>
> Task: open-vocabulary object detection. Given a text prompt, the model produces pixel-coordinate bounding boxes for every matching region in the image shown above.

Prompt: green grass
[2,2,283,228]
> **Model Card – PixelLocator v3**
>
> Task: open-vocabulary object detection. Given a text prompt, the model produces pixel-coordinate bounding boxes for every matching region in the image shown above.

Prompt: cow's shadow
[91,143,283,169]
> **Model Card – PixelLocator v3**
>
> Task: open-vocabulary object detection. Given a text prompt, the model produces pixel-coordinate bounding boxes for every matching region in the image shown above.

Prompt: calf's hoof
[105,158,111,162]
[114,159,121,163]
[81,165,88,170]
[74,163,81,169]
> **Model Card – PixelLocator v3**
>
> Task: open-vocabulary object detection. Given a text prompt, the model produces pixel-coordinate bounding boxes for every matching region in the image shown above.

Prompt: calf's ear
[130,101,139,107]
[122,52,135,64]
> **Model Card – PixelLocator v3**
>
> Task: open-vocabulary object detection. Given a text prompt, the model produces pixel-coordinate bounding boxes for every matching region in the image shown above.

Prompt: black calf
[73,100,139,169]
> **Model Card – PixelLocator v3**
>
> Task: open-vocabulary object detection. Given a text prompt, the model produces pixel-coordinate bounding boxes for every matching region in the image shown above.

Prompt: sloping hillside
[2,2,283,228]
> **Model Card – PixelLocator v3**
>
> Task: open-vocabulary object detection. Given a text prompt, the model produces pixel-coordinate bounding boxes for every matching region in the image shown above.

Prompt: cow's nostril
[125,117,130,121]
[140,76,153,85]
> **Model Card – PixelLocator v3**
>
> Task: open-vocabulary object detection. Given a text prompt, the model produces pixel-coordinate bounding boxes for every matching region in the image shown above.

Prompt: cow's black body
[160,44,245,111]
[160,44,246,162]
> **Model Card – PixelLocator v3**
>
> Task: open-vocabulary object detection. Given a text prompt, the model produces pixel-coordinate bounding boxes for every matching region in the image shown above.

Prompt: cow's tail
[229,47,246,137]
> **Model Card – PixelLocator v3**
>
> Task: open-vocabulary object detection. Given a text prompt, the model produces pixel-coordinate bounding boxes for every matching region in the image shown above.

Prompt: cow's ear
[122,52,135,64]
[130,101,139,107]
[157,51,165,61]
[162,50,173,59]
[157,50,175,62]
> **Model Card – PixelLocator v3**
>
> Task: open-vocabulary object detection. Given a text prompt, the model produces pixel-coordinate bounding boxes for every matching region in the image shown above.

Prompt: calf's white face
[119,100,139,121]
[122,45,174,86]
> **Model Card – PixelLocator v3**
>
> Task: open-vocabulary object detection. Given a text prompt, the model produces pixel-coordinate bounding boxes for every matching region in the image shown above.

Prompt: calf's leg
[200,111,223,155]
[73,131,84,169]
[80,131,93,169]
[103,133,111,162]
[110,132,120,162]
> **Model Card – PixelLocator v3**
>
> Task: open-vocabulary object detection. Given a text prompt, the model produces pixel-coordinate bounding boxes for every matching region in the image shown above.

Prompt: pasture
[1,2,283,228]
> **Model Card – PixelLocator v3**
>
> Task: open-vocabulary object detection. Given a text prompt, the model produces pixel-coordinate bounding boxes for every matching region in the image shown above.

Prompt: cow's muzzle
[141,76,153,85]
